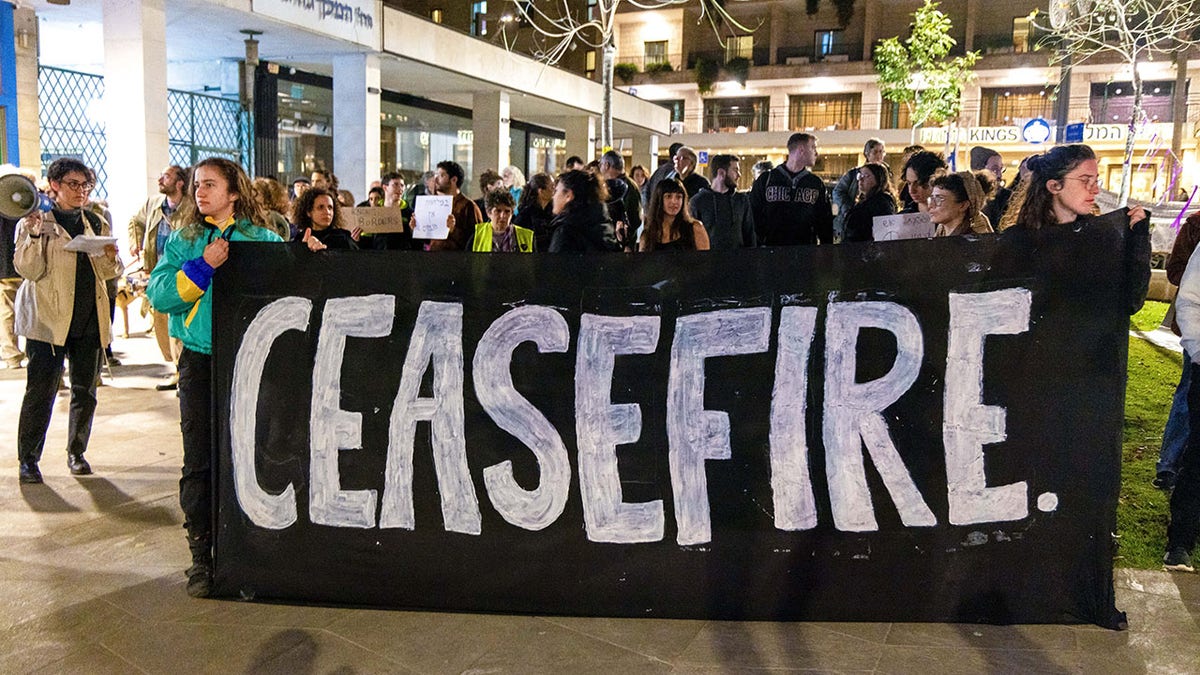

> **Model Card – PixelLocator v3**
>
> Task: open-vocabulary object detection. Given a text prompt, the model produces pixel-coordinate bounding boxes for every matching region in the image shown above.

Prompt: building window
[1011,12,1049,53]
[880,99,912,130]
[430,8,443,23]
[788,93,861,131]
[586,50,597,78]
[1090,81,1175,124]
[587,0,598,21]
[655,99,685,123]
[979,86,1055,125]
[726,36,753,63]
[702,96,770,133]
[644,41,668,68]
[471,1,487,36]
[815,29,846,61]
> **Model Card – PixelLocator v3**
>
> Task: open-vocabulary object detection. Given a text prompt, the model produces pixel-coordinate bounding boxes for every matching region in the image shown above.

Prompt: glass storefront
[275,70,565,193]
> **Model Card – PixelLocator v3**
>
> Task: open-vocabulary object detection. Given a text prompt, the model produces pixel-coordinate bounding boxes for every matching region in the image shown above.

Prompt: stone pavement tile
[671,621,884,671]
[29,646,146,675]
[460,614,674,674]
[1074,625,1200,668]
[871,645,1080,674]
[536,615,706,663]
[186,598,354,631]
[99,574,218,625]
[323,608,512,672]
[884,623,1077,650]
[1115,585,1200,636]
[0,566,153,633]
[237,627,413,674]
[328,609,672,674]
[97,621,347,674]
[0,594,141,672]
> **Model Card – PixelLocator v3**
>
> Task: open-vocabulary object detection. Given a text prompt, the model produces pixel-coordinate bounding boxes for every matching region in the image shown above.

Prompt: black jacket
[842,192,898,243]
[688,187,755,249]
[514,201,554,253]
[749,165,833,246]
[547,202,620,252]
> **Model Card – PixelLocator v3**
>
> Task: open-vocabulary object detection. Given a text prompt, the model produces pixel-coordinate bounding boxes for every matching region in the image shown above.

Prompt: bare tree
[1036,0,1200,205]
[505,0,755,153]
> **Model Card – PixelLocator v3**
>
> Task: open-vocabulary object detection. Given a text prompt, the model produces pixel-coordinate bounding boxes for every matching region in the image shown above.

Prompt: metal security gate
[37,67,108,198]
[38,67,252,198]
[168,90,251,171]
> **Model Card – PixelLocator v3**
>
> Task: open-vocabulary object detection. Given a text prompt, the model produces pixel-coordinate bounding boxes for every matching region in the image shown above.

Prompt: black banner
[212,222,1129,627]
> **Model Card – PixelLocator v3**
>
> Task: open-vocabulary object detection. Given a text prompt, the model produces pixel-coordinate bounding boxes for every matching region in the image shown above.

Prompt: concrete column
[769,3,784,66]
[964,0,978,53]
[102,0,169,242]
[861,83,881,131]
[564,115,596,164]
[631,134,659,172]
[471,90,510,178]
[861,1,877,61]
[769,91,789,132]
[13,5,39,171]
[333,52,381,202]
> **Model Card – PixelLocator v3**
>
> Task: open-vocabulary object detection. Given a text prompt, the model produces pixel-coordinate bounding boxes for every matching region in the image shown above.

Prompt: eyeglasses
[927,194,954,206]
[1063,174,1100,190]
[60,179,96,192]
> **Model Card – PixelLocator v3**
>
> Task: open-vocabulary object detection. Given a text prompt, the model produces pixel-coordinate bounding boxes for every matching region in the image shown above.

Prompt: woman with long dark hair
[546,170,620,252]
[1011,144,1149,312]
[638,178,710,252]
[842,163,898,243]
[513,172,555,251]
[291,187,358,249]
[147,157,323,598]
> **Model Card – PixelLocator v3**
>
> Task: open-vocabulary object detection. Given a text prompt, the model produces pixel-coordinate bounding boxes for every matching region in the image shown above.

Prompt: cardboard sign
[412,195,452,240]
[211,224,1132,627]
[873,212,935,241]
[342,207,406,234]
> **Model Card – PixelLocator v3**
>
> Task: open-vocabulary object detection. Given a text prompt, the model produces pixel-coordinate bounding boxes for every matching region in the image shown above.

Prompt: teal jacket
[146,217,282,355]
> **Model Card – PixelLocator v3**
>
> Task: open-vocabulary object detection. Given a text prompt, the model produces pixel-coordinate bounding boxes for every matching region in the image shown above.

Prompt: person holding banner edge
[147,157,324,598]
[1010,144,1149,316]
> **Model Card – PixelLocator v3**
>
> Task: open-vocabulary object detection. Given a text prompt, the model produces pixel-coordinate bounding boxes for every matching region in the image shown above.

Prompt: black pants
[1168,360,1200,553]
[17,336,102,465]
[178,348,213,544]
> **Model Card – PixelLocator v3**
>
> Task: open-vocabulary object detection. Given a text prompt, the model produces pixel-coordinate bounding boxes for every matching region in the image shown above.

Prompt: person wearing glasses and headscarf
[13,158,122,485]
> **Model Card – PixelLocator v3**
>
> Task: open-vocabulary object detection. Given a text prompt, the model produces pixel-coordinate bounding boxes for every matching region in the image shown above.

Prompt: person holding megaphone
[13,158,122,485]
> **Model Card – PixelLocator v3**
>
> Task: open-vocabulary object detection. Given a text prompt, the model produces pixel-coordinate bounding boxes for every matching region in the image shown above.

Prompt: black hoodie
[749,165,833,246]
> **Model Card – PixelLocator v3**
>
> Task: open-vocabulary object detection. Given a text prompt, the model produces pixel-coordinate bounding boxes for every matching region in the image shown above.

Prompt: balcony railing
[612,53,685,74]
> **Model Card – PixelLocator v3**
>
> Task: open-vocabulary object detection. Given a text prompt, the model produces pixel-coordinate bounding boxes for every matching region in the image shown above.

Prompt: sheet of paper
[63,235,118,255]
[412,195,453,240]
[873,212,935,241]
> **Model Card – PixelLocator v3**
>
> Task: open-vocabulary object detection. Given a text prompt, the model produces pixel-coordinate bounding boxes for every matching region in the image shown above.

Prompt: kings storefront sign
[210,224,1132,628]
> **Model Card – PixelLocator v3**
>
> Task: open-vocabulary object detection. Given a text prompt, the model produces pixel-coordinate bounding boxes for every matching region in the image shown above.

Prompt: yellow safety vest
[472,222,534,252]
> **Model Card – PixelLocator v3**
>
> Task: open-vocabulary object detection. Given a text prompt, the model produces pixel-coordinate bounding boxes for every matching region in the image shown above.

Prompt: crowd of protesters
[2,127,1182,598]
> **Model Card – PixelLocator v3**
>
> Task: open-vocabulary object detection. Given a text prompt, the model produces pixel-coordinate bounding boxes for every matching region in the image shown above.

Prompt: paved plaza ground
[1,327,1199,673]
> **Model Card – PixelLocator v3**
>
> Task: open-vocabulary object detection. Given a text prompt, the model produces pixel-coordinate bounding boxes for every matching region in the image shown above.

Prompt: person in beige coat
[15,158,122,484]
[129,165,186,389]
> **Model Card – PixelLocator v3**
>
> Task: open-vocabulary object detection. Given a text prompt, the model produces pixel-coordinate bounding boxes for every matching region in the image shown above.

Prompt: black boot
[185,533,213,598]
[67,453,92,476]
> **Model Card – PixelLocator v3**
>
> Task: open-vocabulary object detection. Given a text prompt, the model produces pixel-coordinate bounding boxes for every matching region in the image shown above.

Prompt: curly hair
[290,187,344,233]
[252,177,289,214]
[177,158,269,241]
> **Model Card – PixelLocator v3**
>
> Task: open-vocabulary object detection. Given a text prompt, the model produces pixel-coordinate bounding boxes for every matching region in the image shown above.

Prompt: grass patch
[1130,299,1169,332]
[1118,325,1182,568]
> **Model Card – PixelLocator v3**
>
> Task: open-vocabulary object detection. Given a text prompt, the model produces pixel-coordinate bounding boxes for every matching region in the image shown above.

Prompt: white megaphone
[0,173,53,220]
